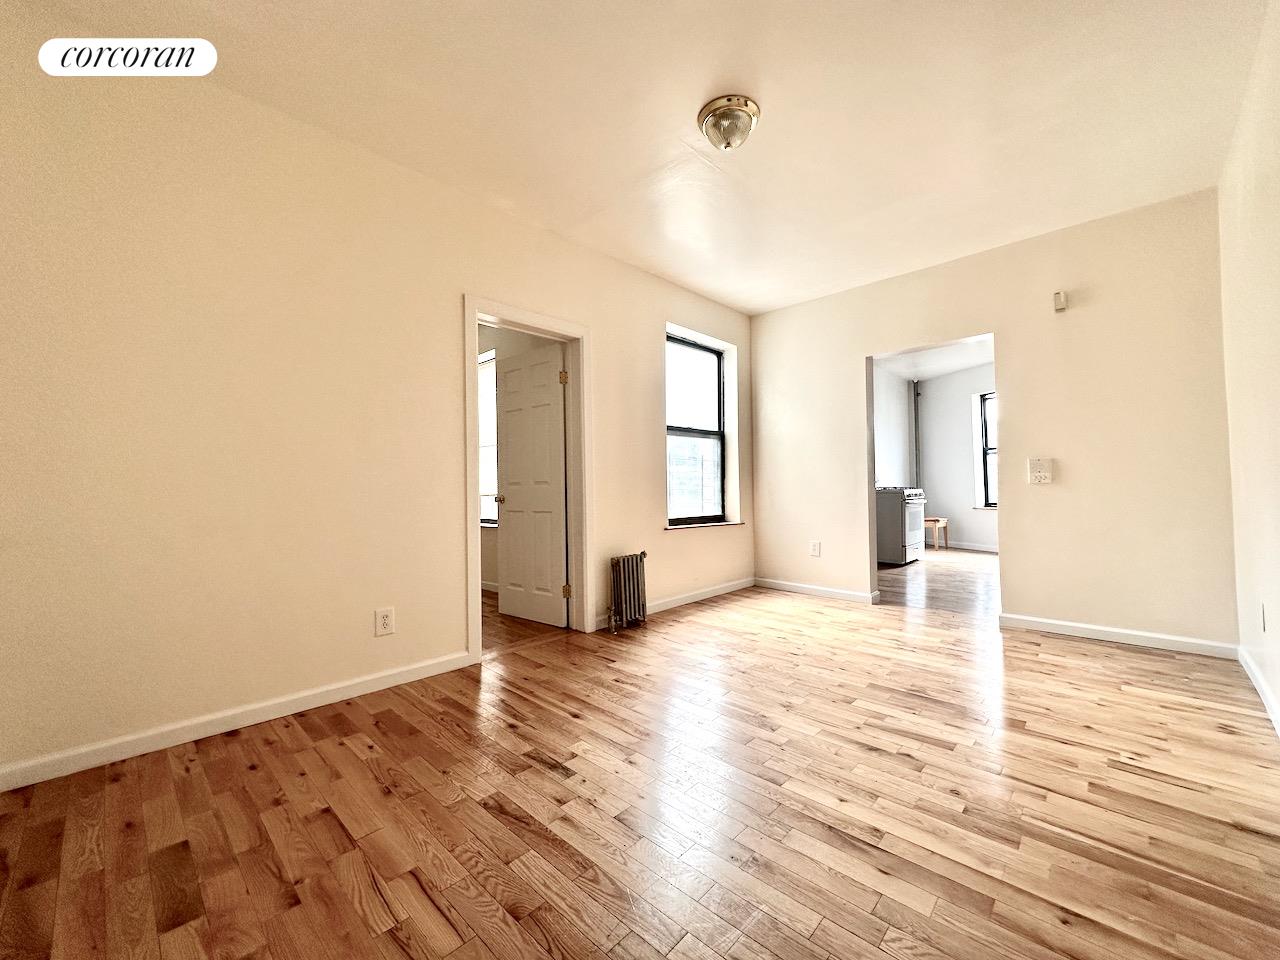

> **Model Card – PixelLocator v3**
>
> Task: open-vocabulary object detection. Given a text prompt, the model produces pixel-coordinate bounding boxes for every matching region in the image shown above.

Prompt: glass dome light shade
[697,96,760,151]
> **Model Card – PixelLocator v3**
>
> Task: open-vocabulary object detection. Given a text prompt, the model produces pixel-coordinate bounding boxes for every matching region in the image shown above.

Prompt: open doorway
[463,297,594,659]
[869,334,1001,620]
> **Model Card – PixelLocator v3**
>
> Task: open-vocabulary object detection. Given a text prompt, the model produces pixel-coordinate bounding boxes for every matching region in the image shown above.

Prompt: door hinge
[559,370,569,385]
[561,583,572,599]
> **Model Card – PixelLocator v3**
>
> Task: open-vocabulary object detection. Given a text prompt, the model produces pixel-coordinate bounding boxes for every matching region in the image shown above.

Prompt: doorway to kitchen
[869,334,1001,620]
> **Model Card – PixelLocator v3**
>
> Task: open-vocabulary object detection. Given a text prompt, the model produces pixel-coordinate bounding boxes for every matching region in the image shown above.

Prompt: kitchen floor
[877,547,1000,619]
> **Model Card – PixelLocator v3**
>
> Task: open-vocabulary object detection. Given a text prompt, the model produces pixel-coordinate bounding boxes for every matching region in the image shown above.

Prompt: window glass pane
[479,354,498,521]
[667,434,723,519]
[983,394,998,447]
[478,357,496,448]
[985,452,999,505]
[666,340,720,430]
[479,447,497,497]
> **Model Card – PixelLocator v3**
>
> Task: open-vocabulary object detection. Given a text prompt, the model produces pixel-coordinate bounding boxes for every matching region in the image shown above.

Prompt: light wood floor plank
[3,553,1278,960]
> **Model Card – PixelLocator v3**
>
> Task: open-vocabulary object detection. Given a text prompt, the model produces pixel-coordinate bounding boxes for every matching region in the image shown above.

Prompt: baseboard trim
[998,613,1236,659]
[939,541,998,553]
[648,578,757,616]
[480,581,498,593]
[591,578,757,632]
[0,649,479,793]
[1240,647,1280,739]
[754,578,880,605]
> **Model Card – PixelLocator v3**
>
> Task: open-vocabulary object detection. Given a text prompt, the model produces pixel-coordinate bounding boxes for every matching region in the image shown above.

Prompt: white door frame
[866,332,1000,597]
[463,295,595,659]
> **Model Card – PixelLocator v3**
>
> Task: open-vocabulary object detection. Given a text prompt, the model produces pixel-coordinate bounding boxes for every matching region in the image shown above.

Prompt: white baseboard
[940,541,998,553]
[998,613,1236,659]
[754,578,880,605]
[1240,647,1280,739]
[0,649,478,793]
[592,577,758,631]
[481,581,498,593]
[648,578,757,616]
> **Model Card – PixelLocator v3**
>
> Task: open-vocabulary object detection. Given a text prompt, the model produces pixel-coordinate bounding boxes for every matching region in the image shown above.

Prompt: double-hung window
[478,349,498,524]
[979,391,998,508]
[665,335,726,525]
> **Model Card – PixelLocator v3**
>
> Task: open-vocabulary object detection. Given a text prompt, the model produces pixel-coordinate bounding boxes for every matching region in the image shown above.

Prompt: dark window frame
[665,335,727,526]
[979,391,998,508]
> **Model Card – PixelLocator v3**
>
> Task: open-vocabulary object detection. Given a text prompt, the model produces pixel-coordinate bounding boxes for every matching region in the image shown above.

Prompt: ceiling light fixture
[697,95,760,151]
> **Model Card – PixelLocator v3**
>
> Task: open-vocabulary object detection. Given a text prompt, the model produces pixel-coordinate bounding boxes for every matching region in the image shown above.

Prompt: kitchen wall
[872,365,915,487]
[0,7,753,786]
[1220,1,1280,729]
[753,190,1238,647]
[918,363,998,552]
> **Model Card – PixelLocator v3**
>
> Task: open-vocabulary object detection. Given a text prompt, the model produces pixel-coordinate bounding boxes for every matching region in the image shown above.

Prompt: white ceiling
[875,335,995,381]
[49,1,1268,314]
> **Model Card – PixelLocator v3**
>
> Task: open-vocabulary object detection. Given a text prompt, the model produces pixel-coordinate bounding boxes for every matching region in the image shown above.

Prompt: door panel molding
[496,340,568,625]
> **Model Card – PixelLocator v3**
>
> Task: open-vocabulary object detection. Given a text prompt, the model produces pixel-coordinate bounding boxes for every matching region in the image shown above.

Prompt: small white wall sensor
[1028,458,1054,484]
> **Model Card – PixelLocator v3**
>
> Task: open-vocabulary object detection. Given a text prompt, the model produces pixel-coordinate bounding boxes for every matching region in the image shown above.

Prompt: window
[666,335,725,525]
[979,391,998,507]
[478,349,498,524]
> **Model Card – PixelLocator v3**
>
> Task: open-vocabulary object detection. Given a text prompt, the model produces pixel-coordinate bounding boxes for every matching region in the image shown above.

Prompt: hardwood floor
[877,549,1001,619]
[3,586,1278,960]
[481,592,567,656]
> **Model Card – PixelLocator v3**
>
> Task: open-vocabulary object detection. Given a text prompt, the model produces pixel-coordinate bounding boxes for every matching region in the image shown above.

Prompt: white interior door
[496,340,568,626]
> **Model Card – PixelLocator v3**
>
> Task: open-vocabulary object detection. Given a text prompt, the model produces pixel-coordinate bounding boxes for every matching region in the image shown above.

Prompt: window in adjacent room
[665,335,726,525]
[979,391,998,507]
[478,349,498,524]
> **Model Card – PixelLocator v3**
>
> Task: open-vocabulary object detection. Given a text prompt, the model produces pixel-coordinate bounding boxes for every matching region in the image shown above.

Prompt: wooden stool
[923,517,949,549]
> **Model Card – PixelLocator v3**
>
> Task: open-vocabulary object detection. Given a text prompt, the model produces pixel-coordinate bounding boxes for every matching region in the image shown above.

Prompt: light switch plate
[1028,458,1054,484]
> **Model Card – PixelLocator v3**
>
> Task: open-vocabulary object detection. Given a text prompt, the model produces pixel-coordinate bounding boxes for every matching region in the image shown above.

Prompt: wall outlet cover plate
[374,607,396,637]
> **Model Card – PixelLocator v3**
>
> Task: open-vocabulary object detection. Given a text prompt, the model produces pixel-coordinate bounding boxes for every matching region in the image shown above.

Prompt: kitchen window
[979,391,998,508]
[478,349,498,524]
[666,335,726,525]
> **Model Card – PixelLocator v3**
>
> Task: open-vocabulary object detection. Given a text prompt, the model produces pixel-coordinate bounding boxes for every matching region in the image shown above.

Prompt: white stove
[876,486,927,565]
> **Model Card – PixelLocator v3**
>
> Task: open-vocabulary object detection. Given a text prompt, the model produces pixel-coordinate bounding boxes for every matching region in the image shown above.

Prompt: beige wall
[753,191,1239,644]
[1220,2,1280,722]
[0,11,753,779]
[478,326,551,359]
[480,527,499,588]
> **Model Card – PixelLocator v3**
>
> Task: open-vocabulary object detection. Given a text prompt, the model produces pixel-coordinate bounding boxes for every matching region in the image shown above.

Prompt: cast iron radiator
[608,551,647,633]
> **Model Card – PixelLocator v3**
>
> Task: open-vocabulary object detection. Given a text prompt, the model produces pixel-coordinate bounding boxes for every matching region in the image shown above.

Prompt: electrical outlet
[809,540,821,558]
[374,607,395,637]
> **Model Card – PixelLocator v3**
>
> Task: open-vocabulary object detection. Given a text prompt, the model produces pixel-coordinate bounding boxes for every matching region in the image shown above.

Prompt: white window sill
[972,506,997,511]
[481,521,498,528]
[665,521,745,531]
